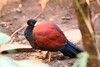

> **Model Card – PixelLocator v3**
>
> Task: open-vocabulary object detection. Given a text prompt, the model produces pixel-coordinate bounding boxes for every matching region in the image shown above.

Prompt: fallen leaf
[39,0,49,10]
[86,0,90,5]
[0,42,32,53]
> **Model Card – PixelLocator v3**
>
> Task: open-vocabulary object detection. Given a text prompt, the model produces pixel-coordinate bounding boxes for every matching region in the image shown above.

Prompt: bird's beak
[34,22,39,26]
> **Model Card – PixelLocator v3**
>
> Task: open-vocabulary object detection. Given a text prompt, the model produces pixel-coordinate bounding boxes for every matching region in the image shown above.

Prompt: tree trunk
[72,0,100,67]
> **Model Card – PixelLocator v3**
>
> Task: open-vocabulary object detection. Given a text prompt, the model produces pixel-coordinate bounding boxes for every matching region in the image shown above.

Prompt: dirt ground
[0,0,100,67]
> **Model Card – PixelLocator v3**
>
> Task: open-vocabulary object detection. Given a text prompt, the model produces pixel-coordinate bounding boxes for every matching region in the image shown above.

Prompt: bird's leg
[45,51,52,62]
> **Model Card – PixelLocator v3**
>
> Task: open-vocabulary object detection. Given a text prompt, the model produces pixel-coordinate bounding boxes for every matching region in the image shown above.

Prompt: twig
[10,1,48,38]
[10,24,26,38]
[93,13,100,22]
[9,37,15,43]
[34,8,44,19]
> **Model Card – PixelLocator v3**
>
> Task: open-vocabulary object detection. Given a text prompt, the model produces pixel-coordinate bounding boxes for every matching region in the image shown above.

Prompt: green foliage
[72,52,89,67]
[16,60,50,67]
[0,31,11,45]
[0,31,16,53]
[0,56,20,67]
[0,56,50,67]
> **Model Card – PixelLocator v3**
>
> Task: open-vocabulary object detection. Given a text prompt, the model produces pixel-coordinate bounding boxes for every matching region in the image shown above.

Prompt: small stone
[16,8,22,13]
[18,4,22,8]
[49,18,54,21]
[22,40,26,43]
[13,16,18,20]
[62,17,71,20]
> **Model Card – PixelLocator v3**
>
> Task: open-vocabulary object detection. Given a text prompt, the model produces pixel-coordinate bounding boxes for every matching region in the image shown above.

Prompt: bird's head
[27,19,38,26]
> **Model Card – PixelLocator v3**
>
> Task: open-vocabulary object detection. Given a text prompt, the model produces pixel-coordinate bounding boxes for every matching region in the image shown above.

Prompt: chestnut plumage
[24,19,83,58]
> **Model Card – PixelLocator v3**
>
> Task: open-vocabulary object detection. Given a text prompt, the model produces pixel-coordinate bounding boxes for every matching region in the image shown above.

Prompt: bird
[24,19,83,60]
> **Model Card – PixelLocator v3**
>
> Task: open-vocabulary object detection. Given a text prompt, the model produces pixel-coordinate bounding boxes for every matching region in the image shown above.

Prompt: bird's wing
[33,28,67,51]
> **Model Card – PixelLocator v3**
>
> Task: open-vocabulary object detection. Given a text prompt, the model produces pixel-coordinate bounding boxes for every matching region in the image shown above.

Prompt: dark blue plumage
[24,26,33,38]
[59,41,83,58]
[24,26,36,48]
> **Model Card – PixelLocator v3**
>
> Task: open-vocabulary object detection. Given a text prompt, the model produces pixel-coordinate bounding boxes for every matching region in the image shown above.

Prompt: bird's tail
[59,41,83,58]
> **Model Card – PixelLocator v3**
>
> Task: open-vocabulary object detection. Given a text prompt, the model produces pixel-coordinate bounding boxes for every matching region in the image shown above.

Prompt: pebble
[16,8,22,13]
[18,4,22,8]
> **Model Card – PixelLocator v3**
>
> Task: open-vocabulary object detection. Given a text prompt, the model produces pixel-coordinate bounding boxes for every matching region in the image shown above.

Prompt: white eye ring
[34,22,39,26]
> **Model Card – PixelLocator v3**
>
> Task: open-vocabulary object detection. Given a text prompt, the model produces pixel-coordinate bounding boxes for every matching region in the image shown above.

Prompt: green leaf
[72,52,89,67]
[16,60,50,67]
[0,56,20,67]
[0,56,50,67]
[0,31,16,53]
[0,31,11,45]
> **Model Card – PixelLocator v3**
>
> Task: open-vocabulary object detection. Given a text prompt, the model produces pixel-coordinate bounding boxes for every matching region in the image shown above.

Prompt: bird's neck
[24,25,34,38]
[28,25,34,29]
[27,25,35,33]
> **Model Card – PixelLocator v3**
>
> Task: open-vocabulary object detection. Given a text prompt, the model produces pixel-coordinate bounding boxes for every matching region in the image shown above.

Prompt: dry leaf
[33,0,49,19]
[0,42,32,53]
[39,0,49,9]
[96,0,100,6]
[86,0,90,5]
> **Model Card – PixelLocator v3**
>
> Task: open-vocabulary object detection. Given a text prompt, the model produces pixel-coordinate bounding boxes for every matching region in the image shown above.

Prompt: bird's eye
[27,19,37,26]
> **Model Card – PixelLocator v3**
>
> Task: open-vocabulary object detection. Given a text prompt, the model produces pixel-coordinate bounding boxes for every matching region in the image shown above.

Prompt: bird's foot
[45,51,52,62]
